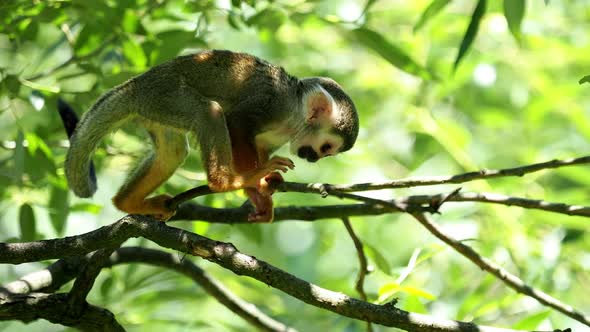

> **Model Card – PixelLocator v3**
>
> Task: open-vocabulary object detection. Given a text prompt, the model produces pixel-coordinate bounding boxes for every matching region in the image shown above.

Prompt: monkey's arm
[230,129,286,223]
[199,94,294,193]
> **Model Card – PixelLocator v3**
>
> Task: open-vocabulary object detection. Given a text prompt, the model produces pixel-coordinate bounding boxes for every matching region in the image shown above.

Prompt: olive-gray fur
[64,50,359,197]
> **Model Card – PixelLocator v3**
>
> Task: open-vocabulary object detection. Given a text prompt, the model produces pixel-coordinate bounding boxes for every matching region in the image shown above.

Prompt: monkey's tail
[59,91,132,197]
[57,99,97,197]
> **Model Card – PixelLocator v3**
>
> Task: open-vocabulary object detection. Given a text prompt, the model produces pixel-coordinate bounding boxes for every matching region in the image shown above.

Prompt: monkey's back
[173,50,298,107]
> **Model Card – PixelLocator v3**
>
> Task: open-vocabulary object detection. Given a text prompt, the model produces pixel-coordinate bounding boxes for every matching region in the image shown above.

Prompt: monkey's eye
[320,143,332,153]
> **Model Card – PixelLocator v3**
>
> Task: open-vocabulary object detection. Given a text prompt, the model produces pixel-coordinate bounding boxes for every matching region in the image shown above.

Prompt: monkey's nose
[297,146,319,163]
[297,147,308,159]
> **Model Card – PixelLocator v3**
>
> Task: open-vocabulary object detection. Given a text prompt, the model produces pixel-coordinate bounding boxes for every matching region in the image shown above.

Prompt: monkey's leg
[112,124,188,221]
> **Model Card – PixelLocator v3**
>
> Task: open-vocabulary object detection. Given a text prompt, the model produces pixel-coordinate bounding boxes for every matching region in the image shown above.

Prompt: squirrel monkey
[60,50,359,222]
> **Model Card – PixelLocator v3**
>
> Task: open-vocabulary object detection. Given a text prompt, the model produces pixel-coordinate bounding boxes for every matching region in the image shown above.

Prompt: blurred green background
[1,0,590,331]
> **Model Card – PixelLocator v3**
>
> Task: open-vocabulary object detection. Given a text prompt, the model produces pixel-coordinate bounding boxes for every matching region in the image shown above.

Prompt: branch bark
[0,291,124,332]
[410,212,590,326]
[3,247,296,332]
[0,216,548,332]
[298,155,590,192]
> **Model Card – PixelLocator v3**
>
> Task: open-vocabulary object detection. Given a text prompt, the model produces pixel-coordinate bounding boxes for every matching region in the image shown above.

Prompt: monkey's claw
[264,156,295,173]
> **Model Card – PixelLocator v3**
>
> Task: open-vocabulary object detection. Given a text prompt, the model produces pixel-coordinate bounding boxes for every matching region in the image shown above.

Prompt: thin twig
[400,192,590,218]
[298,155,590,192]
[410,212,590,327]
[342,217,373,332]
[299,192,590,327]
[342,218,370,301]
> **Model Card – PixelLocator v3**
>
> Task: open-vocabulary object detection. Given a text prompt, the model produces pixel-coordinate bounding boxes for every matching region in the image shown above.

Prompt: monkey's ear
[306,90,333,124]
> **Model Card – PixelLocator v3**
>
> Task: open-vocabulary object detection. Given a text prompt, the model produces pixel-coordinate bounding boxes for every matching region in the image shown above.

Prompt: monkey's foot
[248,210,274,223]
[144,194,176,221]
[245,188,274,223]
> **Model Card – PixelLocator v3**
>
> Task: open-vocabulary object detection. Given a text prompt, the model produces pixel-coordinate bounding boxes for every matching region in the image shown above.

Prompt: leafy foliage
[1,0,590,331]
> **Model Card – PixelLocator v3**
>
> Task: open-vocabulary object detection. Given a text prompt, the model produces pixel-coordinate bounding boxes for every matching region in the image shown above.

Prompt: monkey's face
[292,77,359,163]
[290,130,344,163]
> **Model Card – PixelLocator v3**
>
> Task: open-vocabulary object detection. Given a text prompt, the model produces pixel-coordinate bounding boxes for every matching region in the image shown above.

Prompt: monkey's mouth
[297,146,319,163]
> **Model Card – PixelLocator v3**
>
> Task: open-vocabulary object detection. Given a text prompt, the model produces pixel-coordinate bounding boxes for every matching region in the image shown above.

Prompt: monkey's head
[291,77,359,163]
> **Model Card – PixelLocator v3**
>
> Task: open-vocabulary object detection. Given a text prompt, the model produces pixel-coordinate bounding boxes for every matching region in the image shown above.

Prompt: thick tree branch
[3,248,296,332]
[0,216,547,332]
[0,291,124,332]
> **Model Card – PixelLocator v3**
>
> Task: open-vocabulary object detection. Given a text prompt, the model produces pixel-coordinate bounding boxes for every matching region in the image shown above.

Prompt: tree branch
[172,202,402,223]
[341,218,370,302]
[296,155,590,192]
[410,212,590,327]
[342,217,373,332]
[109,247,297,332]
[0,216,549,332]
[3,247,296,332]
[67,246,121,316]
[303,191,588,327]
[0,291,124,332]
[402,192,590,217]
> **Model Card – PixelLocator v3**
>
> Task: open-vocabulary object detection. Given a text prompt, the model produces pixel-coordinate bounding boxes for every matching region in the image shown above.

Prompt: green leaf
[414,0,451,32]
[377,281,436,302]
[399,285,436,300]
[377,282,401,303]
[100,274,114,299]
[227,11,242,30]
[70,202,103,214]
[122,9,139,33]
[351,28,435,80]
[19,203,36,242]
[122,38,147,69]
[503,0,525,42]
[579,75,590,84]
[365,243,392,275]
[453,0,487,72]
[513,310,550,330]
[151,30,205,65]
[14,131,24,185]
[25,133,53,159]
[49,182,69,235]
[562,228,584,243]
[4,75,21,95]
[245,8,287,31]
[74,23,104,57]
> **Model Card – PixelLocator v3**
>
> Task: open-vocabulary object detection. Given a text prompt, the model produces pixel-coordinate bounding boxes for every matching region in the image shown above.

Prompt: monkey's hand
[258,172,284,195]
[242,156,294,188]
[143,194,176,221]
